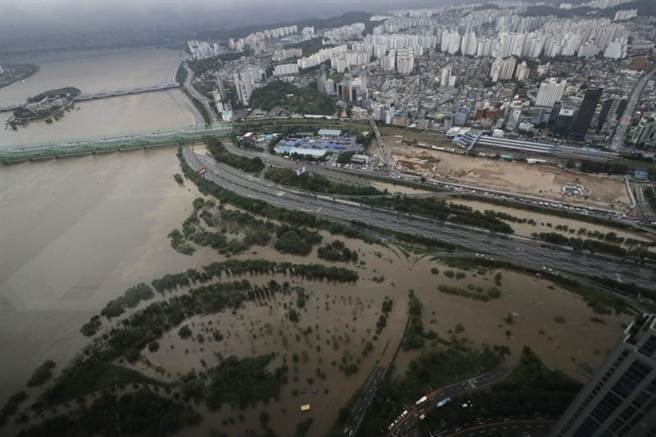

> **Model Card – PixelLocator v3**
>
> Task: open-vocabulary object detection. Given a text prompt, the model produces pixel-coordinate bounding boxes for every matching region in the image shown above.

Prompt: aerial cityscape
[0,0,655,436]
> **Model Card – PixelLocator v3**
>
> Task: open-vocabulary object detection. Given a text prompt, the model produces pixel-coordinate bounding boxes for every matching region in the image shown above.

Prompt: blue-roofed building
[634,169,649,180]
[274,132,361,155]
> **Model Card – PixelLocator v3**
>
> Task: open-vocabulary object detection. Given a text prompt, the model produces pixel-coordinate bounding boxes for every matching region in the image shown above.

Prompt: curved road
[389,368,511,436]
[432,419,555,437]
[183,146,656,290]
[611,68,656,151]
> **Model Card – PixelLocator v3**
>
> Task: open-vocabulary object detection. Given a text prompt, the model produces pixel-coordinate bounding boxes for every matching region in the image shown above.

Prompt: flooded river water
[0,148,217,399]
[0,48,195,146]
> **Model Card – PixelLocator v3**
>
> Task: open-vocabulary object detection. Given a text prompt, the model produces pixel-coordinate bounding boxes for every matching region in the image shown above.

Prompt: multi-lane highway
[342,366,387,437]
[219,140,648,230]
[183,146,656,290]
[388,368,511,436]
[431,419,555,437]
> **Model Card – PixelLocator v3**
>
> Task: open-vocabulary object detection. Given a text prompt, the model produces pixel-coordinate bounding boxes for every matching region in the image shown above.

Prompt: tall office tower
[536,78,567,108]
[550,314,656,437]
[570,88,603,141]
[596,98,614,132]
[553,107,575,136]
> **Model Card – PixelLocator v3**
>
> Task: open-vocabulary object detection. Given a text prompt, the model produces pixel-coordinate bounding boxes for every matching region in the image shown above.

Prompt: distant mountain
[600,0,656,18]
[522,0,656,18]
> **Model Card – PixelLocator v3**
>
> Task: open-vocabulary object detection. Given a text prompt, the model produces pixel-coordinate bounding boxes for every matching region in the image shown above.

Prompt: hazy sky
[0,0,438,29]
[0,0,443,53]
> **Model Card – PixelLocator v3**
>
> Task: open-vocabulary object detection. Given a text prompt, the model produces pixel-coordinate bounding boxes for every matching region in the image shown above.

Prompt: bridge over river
[0,124,232,164]
[0,83,181,113]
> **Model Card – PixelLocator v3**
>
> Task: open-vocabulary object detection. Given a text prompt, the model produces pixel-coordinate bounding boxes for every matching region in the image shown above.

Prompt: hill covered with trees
[249,80,335,115]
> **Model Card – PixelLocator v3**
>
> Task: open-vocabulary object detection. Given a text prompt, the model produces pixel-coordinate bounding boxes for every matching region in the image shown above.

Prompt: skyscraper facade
[550,314,656,437]
[570,88,603,141]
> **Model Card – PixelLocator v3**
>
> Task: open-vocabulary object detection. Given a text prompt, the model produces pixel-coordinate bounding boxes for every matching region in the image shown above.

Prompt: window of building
[612,360,652,398]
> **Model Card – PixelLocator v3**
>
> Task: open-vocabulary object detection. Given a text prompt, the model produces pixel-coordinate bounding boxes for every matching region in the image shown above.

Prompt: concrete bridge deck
[0,83,180,113]
[0,123,232,164]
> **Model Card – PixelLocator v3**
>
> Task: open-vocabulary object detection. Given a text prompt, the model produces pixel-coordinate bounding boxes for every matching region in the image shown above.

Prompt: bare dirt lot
[386,138,632,212]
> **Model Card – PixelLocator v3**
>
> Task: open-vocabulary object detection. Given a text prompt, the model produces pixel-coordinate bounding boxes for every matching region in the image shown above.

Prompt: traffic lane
[223,140,629,224]
[391,369,512,435]
[186,149,656,288]
[440,419,555,437]
[343,367,386,436]
[194,151,655,287]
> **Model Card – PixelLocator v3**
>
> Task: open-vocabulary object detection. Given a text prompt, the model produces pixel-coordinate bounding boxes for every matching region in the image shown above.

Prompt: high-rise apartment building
[550,314,656,437]
[396,49,415,75]
[515,61,530,81]
[490,57,517,83]
[440,66,453,88]
[536,78,567,108]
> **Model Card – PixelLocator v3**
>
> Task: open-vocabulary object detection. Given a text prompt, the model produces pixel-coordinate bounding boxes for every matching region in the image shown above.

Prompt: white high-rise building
[536,78,567,107]
[461,32,478,56]
[604,40,626,59]
[396,49,415,75]
[273,63,299,76]
[490,57,516,83]
[515,61,530,81]
[440,66,452,88]
[441,30,461,55]
[233,67,264,105]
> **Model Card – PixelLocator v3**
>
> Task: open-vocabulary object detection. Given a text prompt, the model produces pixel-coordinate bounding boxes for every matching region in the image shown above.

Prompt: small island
[0,63,39,90]
[7,87,81,129]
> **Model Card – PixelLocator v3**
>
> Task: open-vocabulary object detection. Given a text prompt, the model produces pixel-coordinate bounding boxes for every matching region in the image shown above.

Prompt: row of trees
[273,225,323,256]
[437,284,502,302]
[318,240,359,263]
[21,388,200,437]
[264,167,381,196]
[149,259,359,297]
[362,196,514,234]
[534,232,656,261]
[403,290,432,350]
[206,137,265,173]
